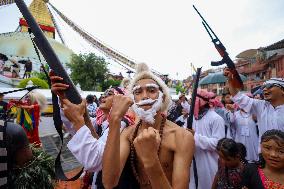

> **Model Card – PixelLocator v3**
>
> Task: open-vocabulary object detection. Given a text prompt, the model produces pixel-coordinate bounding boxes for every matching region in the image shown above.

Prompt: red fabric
[258,168,267,189]
[95,108,105,126]
[194,89,216,119]
[19,18,55,33]
[258,168,284,189]
[96,87,135,126]
[23,104,41,147]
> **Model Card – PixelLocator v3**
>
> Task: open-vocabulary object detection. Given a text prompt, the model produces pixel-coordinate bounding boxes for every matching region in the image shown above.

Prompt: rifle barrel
[193,5,222,45]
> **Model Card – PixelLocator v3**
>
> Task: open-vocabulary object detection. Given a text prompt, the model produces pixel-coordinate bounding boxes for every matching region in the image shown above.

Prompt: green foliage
[67,53,109,91]
[175,81,186,94]
[102,79,122,91]
[11,145,56,189]
[31,64,50,83]
[17,77,49,89]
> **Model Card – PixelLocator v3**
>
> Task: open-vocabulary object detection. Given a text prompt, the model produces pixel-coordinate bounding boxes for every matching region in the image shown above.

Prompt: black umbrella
[0,53,8,61]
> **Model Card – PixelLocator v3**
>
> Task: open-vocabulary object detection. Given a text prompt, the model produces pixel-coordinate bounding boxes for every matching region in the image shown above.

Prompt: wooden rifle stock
[14,0,81,104]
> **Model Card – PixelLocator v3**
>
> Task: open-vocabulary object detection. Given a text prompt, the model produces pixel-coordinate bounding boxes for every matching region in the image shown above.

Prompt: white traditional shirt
[232,92,284,138]
[175,115,188,128]
[230,110,259,161]
[189,109,225,189]
[181,101,191,113]
[62,110,127,189]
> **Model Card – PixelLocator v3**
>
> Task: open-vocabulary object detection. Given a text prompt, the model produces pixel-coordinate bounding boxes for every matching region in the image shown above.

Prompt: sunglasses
[102,89,114,98]
[261,83,284,90]
[102,87,125,98]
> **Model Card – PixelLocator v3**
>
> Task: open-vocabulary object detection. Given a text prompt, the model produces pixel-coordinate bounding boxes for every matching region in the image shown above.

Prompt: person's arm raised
[223,68,241,96]
[102,95,133,189]
[50,71,98,138]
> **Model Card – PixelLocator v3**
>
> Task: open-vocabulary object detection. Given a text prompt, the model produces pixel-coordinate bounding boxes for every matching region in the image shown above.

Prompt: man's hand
[223,68,240,96]
[223,68,234,81]
[61,98,85,131]
[109,95,133,120]
[225,104,235,112]
[49,70,69,99]
[133,127,160,168]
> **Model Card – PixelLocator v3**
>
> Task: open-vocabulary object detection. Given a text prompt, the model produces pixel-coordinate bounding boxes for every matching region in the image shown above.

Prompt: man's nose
[141,90,149,100]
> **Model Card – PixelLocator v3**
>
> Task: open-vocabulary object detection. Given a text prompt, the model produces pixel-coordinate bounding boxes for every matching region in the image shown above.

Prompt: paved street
[39,116,82,172]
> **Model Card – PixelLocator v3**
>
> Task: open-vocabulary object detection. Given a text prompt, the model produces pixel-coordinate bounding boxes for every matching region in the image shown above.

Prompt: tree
[175,81,186,95]
[101,79,121,91]
[67,53,109,91]
[17,77,49,89]
[31,64,50,84]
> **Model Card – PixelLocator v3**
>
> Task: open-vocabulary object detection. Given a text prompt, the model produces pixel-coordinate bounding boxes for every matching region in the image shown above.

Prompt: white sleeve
[232,92,265,115]
[194,116,225,151]
[67,125,105,172]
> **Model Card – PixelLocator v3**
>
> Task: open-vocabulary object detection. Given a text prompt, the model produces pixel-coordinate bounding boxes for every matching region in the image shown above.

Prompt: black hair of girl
[257,129,284,168]
[236,143,247,164]
[217,138,247,163]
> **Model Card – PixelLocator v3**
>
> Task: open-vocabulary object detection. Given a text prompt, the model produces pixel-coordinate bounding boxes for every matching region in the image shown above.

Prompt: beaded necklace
[130,115,166,186]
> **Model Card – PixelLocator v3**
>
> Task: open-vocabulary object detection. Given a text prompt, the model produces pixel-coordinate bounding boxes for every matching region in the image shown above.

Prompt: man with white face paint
[102,63,195,189]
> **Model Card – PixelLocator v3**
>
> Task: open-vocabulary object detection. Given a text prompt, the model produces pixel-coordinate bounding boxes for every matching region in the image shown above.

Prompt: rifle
[14,0,84,181]
[187,67,202,189]
[193,5,244,89]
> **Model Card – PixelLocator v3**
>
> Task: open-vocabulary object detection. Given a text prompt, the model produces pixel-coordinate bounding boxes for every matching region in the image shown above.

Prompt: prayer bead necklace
[130,115,166,186]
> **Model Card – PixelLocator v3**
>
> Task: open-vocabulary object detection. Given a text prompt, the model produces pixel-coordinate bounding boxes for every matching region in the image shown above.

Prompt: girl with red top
[242,129,284,189]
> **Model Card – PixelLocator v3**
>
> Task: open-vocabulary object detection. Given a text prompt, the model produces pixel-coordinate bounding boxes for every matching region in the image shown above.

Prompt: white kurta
[230,110,259,161]
[189,110,225,189]
[232,92,284,138]
[65,119,127,189]
[175,115,188,128]
[181,101,191,113]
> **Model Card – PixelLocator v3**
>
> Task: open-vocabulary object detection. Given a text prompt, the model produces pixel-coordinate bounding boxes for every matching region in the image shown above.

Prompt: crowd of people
[46,63,284,189]
[2,61,283,188]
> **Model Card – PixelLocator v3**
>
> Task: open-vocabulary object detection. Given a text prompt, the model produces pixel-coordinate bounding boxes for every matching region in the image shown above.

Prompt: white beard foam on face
[131,91,163,124]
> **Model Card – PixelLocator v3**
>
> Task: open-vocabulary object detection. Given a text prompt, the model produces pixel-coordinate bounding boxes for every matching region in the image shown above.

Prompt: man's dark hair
[86,95,94,104]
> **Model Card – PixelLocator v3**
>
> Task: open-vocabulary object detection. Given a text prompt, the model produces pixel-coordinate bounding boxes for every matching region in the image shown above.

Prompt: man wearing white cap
[102,63,194,189]
[224,68,284,138]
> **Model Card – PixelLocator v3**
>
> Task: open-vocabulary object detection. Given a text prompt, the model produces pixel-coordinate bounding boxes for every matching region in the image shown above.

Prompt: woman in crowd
[242,129,284,188]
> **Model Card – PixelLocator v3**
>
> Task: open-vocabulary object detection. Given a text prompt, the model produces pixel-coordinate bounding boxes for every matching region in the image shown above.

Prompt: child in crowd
[212,138,247,189]
[242,129,284,189]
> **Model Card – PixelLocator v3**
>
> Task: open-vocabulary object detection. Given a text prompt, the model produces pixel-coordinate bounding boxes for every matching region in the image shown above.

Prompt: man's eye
[134,90,141,95]
[148,87,156,93]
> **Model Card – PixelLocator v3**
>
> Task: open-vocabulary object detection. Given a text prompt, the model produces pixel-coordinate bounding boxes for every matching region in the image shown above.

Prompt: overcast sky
[1,0,284,79]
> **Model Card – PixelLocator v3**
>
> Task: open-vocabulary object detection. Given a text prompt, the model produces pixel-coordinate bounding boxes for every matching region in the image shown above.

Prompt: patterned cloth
[216,159,245,189]
[258,168,284,189]
[87,103,97,118]
[16,103,41,146]
[194,89,216,119]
